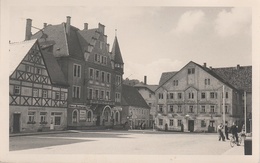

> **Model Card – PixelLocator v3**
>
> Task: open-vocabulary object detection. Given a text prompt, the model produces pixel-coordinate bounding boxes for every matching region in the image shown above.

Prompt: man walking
[230,122,240,146]
[217,123,225,141]
[225,122,230,140]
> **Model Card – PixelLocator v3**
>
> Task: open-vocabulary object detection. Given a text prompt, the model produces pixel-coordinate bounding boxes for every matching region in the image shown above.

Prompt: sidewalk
[9,130,78,137]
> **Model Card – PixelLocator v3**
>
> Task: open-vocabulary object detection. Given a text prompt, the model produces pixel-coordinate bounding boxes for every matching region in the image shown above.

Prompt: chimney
[209,66,213,69]
[144,76,147,85]
[25,18,32,40]
[43,23,47,28]
[66,16,71,35]
[84,23,88,30]
[98,23,105,34]
[203,63,207,67]
[237,64,240,70]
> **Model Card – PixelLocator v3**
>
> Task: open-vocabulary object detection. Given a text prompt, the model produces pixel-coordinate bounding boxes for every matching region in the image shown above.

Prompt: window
[225,106,228,113]
[226,92,228,98]
[94,54,98,62]
[210,92,215,99]
[25,65,31,72]
[201,92,206,99]
[115,93,121,102]
[158,105,163,112]
[107,73,111,83]
[40,112,47,123]
[89,68,94,79]
[60,92,65,100]
[188,68,195,74]
[28,111,35,123]
[149,93,152,98]
[106,91,110,100]
[55,92,60,100]
[159,119,163,125]
[178,120,182,126]
[177,105,182,113]
[173,80,178,86]
[73,64,81,78]
[95,90,99,99]
[189,106,194,113]
[169,93,174,99]
[100,41,103,49]
[88,89,93,99]
[188,92,194,99]
[51,112,62,125]
[73,86,80,98]
[201,120,206,127]
[210,105,215,113]
[14,86,20,95]
[42,90,48,98]
[95,70,100,80]
[116,75,121,85]
[101,72,105,82]
[104,57,107,65]
[87,111,92,122]
[33,89,38,97]
[178,93,182,99]
[100,90,105,99]
[36,68,41,74]
[169,105,174,112]
[148,103,152,107]
[55,117,61,125]
[201,106,206,113]
[205,78,210,85]
[159,93,164,99]
[170,120,174,126]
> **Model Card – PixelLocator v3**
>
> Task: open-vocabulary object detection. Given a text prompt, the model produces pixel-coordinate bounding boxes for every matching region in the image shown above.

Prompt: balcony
[86,99,115,105]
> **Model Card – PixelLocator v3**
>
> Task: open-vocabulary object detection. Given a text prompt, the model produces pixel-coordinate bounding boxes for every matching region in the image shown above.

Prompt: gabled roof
[9,39,37,76]
[122,84,150,108]
[111,36,124,64]
[134,83,158,93]
[42,51,69,87]
[159,71,177,86]
[212,66,252,92]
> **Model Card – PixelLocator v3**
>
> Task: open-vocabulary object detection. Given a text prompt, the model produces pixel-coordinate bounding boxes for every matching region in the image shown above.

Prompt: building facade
[155,61,252,132]
[134,76,158,128]
[28,16,124,129]
[121,84,150,129]
[9,39,69,133]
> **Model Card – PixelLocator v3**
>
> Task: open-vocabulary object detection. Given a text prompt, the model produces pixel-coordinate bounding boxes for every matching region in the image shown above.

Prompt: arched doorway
[115,111,120,124]
[102,106,112,126]
[72,109,78,124]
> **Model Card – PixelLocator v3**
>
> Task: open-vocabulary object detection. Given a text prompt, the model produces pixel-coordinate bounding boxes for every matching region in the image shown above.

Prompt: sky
[8,6,252,85]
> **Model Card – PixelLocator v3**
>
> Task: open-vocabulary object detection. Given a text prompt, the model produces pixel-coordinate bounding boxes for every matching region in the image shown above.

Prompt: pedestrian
[225,122,230,140]
[229,122,240,146]
[217,123,225,141]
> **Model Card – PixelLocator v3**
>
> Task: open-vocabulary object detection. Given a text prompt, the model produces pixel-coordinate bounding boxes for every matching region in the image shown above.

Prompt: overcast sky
[9,6,251,85]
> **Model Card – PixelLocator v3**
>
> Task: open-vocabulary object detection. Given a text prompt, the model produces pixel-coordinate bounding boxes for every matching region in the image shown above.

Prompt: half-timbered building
[27,16,124,129]
[9,39,69,133]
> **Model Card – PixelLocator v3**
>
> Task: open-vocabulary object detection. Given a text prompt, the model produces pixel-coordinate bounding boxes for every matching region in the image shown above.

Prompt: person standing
[225,122,230,140]
[217,123,225,141]
[230,122,240,146]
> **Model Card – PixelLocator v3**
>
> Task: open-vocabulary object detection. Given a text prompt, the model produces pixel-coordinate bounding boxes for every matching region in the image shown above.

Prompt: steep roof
[158,71,177,86]
[134,83,158,93]
[42,51,69,87]
[212,66,252,92]
[122,84,150,108]
[9,39,37,76]
[111,36,124,64]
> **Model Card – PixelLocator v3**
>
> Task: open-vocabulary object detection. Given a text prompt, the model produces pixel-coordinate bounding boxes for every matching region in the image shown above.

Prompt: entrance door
[50,116,54,130]
[188,120,194,132]
[96,116,100,126]
[13,114,20,133]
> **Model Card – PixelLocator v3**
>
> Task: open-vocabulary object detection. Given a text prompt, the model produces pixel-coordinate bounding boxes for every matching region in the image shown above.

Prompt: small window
[96,70,100,80]
[169,105,174,112]
[178,120,182,126]
[226,92,228,98]
[88,89,93,99]
[170,120,174,126]
[210,92,215,99]
[87,111,92,122]
[28,111,35,123]
[54,117,61,125]
[178,93,182,99]
[201,92,206,99]
[36,68,41,74]
[14,86,20,95]
[60,92,65,100]
[73,86,80,98]
[73,64,81,78]
[158,105,163,112]
[210,105,215,113]
[40,112,47,123]
[159,93,164,99]
[101,90,105,99]
[201,106,206,113]
[101,72,105,82]
[170,93,174,99]
[159,119,163,125]
[107,73,111,83]
[42,90,48,98]
[55,92,60,100]
[89,68,94,79]
[189,106,194,113]
[225,106,228,113]
[33,89,39,97]
[95,90,99,99]
[177,105,182,113]
[94,54,98,62]
[106,91,110,100]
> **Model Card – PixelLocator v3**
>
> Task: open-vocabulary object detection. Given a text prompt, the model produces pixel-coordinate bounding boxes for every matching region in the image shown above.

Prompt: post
[244,91,247,133]
[223,85,225,132]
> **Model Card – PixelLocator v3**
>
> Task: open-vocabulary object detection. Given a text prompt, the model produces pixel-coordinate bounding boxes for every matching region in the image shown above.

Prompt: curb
[9,130,78,137]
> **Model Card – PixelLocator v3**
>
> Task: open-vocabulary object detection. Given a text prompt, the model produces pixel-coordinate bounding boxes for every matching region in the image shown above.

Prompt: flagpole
[244,91,247,133]
[223,85,225,131]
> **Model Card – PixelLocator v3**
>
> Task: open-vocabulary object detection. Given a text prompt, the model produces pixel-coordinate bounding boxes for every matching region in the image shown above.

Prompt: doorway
[13,113,20,133]
[188,120,194,132]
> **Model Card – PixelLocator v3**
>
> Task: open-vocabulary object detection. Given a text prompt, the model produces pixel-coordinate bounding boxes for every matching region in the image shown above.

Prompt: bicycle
[230,133,243,147]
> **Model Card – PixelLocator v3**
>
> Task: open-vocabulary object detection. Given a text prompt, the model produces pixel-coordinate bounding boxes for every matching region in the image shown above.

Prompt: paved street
[10,130,244,155]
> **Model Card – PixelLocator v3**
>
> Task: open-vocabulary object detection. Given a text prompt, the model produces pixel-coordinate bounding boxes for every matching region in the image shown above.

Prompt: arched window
[72,110,78,123]
[87,111,92,122]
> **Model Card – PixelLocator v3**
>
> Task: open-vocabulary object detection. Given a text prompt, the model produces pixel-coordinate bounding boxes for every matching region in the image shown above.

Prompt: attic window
[56,48,60,51]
